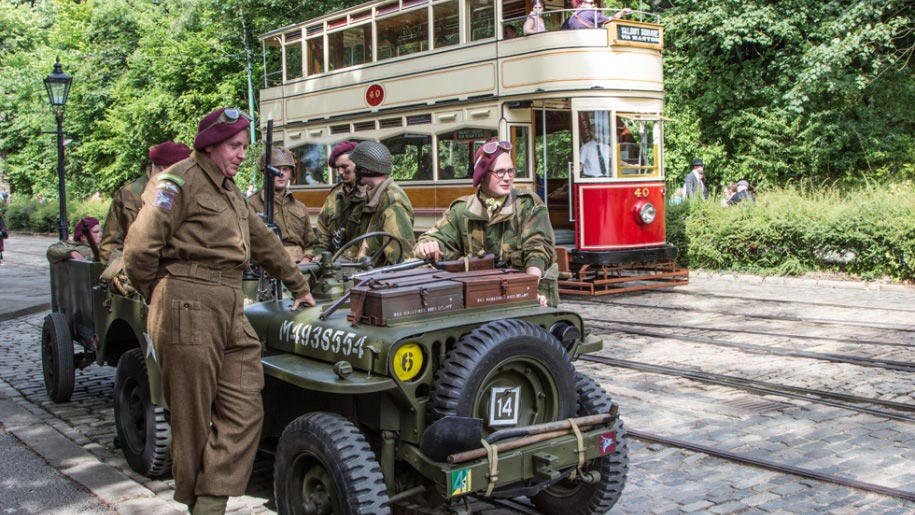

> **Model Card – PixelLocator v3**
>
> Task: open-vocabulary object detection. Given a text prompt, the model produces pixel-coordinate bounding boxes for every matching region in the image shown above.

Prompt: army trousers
[147,275,264,506]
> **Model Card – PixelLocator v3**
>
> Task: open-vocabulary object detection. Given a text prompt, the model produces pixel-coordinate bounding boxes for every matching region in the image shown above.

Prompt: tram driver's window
[469,0,495,41]
[377,8,430,60]
[618,116,658,176]
[578,111,613,178]
[382,133,434,181]
[291,144,328,185]
[433,0,460,49]
[509,125,531,179]
[437,128,498,180]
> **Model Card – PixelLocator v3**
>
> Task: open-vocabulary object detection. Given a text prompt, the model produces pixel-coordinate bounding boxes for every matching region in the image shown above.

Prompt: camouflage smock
[417,188,559,305]
[99,174,148,263]
[247,188,315,261]
[346,177,415,266]
[312,182,366,257]
[46,241,94,264]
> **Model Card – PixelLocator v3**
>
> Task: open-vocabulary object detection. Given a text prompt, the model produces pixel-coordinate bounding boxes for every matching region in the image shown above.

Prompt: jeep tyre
[41,312,75,403]
[430,319,576,429]
[275,412,389,515]
[531,372,629,515]
[114,348,172,477]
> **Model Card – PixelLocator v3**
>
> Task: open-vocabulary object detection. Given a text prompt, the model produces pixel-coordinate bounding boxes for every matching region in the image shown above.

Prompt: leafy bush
[666,184,915,281]
[1,198,109,235]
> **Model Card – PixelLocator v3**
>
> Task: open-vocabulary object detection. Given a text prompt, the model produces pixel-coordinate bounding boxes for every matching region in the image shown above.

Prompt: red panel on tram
[576,182,666,250]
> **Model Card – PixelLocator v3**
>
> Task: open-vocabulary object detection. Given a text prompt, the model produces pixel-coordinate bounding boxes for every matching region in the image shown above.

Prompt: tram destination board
[610,21,663,49]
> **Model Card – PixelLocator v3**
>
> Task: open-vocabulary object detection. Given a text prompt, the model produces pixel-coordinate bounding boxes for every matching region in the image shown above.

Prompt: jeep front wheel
[430,319,576,431]
[531,372,629,515]
[274,412,389,515]
[114,348,172,477]
[41,313,75,403]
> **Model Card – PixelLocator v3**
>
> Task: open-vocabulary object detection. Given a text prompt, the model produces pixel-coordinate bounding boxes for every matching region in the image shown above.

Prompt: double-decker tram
[258,0,688,295]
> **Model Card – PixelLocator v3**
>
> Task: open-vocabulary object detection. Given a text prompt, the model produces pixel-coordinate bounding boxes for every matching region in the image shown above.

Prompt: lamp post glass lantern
[44,57,72,241]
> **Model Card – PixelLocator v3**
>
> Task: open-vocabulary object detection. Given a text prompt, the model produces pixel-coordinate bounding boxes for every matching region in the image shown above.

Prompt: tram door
[532,103,575,245]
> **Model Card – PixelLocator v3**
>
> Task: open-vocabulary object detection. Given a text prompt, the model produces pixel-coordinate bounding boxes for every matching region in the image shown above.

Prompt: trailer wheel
[430,319,576,430]
[531,372,629,515]
[114,348,172,477]
[41,313,75,403]
[274,412,389,515]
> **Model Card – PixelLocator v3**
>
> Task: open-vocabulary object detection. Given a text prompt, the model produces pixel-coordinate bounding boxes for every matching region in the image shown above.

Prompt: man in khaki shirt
[123,107,315,514]
[99,141,191,262]
[247,147,315,263]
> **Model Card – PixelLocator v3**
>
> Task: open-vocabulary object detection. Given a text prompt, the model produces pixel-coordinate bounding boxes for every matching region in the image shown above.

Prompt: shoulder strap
[155,172,186,188]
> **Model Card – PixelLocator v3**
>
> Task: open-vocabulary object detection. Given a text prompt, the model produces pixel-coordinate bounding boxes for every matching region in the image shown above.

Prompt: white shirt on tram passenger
[580,140,612,177]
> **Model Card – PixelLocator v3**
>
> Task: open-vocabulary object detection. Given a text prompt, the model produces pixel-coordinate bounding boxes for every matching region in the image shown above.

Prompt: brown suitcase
[348,279,464,326]
[450,271,538,308]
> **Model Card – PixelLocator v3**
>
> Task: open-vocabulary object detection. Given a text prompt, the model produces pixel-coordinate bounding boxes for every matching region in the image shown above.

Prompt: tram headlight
[634,202,657,225]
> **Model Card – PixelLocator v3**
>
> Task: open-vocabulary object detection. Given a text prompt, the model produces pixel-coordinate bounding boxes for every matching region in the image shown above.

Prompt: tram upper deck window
[329,24,372,70]
[263,37,282,87]
[285,33,303,80]
[617,116,659,176]
[433,0,460,49]
[383,133,434,181]
[307,36,324,75]
[437,128,498,180]
[377,8,430,60]
[292,144,329,185]
[469,0,495,41]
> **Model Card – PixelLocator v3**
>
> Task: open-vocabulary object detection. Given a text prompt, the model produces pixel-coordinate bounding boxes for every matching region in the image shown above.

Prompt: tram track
[586,322,915,373]
[581,354,915,422]
[582,318,913,349]
[650,288,915,314]
[568,298,915,333]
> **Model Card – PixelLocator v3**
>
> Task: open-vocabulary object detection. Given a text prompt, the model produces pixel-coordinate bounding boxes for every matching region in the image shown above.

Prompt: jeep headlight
[392,343,424,382]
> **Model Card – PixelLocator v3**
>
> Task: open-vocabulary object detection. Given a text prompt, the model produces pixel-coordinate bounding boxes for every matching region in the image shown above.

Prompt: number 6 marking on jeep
[488,386,520,427]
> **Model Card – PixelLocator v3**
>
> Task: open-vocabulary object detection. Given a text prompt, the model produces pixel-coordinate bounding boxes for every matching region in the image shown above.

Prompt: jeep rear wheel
[274,412,389,515]
[430,319,576,431]
[531,372,629,515]
[114,348,172,477]
[41,313,75,403]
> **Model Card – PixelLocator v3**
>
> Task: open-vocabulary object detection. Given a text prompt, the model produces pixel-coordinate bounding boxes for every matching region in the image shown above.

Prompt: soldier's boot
[191,495,228,515]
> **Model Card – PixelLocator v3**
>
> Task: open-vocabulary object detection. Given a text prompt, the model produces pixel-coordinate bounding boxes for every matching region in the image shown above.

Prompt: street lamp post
[44,57,73,241]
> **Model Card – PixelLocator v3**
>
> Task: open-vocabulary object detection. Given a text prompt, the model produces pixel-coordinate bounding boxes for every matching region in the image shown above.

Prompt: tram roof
[261,0,422,43]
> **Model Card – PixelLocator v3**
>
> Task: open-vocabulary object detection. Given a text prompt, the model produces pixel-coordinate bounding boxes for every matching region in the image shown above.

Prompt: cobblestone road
[1,235,914,513]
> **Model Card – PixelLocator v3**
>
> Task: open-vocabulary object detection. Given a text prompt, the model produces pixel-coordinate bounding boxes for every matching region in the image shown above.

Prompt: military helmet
[258,147,297,173]
[350,141,392,176]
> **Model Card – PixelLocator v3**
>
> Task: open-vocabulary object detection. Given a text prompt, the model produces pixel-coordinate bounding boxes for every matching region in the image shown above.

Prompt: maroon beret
[148,141,191,167]
[73,217,99,242]
[193,108,251,151]
[472,140,509,187]
[328,141,358,168]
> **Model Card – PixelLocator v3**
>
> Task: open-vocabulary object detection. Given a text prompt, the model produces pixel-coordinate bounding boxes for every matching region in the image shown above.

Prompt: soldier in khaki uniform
[247,147,315,263]
[99,141,191,262]
[344,141,415,266]
[46,217,102,263]
[123,108,315,514]
[414,138,559,306]
[308,141,364,258]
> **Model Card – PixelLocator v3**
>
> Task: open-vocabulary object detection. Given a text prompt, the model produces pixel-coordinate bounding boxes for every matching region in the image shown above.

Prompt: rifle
[257,119,284,302]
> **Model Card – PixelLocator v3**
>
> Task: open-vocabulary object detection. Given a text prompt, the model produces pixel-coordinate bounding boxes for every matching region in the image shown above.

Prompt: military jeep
[43,231,629,513]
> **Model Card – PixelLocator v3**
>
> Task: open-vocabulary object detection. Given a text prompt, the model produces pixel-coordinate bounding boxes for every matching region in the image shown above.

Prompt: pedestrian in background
[728,179,756,205]
[123,107,315,515]
[684,158,708,200]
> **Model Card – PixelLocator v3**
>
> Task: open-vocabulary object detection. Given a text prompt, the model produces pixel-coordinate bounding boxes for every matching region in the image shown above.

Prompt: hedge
[1,198,109,235]
[667,184,915,282]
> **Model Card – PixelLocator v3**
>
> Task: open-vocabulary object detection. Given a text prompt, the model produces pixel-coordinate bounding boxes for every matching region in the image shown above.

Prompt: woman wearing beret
[46,217,102,263]
[414,138,559,306]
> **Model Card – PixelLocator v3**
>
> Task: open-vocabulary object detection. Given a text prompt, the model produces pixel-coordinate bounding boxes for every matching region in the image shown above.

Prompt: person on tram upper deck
[523,0,548,34]
[414,138,559,307]
[47,217,102,263]
[564,0,630,29]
